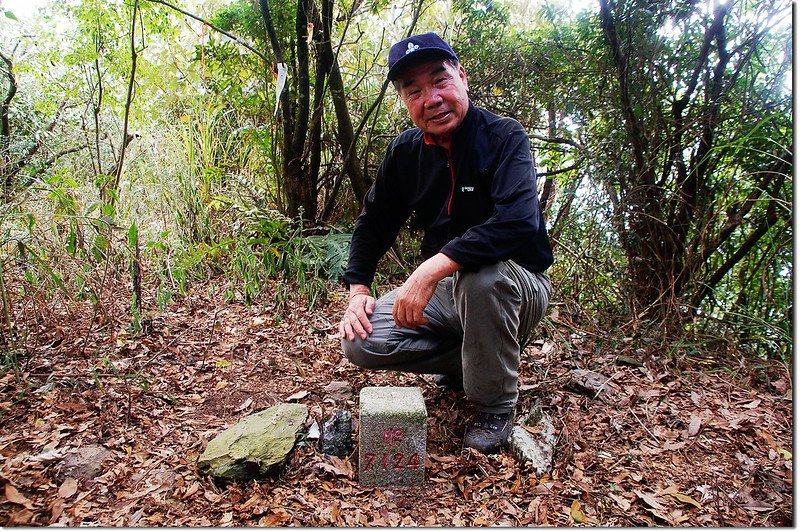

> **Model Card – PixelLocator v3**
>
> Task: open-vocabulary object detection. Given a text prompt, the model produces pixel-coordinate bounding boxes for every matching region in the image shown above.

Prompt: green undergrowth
[0,185,353,379]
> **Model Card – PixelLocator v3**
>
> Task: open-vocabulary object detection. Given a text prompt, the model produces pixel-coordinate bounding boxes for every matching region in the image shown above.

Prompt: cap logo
[405,42,419,55]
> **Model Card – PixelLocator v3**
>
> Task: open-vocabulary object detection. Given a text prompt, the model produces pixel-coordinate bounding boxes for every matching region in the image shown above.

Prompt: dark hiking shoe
[464,410,514,454]
[432,374,463,391]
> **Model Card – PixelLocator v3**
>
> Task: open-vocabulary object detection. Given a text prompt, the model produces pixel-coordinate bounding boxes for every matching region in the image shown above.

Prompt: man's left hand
[393,253,461,329]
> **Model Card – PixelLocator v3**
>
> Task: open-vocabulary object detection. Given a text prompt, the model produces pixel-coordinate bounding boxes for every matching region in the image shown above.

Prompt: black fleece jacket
[343,103,553,287]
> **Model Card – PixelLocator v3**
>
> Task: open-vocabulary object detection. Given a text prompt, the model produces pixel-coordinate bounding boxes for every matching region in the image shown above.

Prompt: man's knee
[342,337,384,369]
[455,263,513,298]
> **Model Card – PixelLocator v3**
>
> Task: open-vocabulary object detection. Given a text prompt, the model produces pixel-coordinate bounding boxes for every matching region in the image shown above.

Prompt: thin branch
[529,134,583,150]
[693,213,789,309]
[674,7,725,113]
[1,144,87,201]
[258,0,284,64]
[144,0,269,63]
[549,173,584,241]
[112,0,140,207]
[538,164,579,178]
[47,145,88,166]
[703,150,792,264]
[93,27,104,177]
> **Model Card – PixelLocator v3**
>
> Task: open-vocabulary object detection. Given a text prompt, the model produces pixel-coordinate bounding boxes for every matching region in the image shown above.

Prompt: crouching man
[339,32,553,454]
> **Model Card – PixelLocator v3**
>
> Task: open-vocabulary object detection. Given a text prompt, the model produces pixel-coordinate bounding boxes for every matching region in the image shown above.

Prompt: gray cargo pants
[342,261,551,413]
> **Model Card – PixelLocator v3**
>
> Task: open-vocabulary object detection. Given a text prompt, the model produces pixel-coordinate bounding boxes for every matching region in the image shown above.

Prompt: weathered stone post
[358,387,427,487]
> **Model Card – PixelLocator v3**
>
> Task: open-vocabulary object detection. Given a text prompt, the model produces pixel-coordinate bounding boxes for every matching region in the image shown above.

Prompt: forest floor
[0,277,793,526]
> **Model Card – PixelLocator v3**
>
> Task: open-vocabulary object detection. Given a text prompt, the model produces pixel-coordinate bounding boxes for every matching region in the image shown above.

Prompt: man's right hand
[339,284,375,341]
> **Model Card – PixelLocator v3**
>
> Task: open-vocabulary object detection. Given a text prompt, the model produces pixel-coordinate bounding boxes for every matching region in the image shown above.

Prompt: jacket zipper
[425,133,456,217]
[446,154,455,216]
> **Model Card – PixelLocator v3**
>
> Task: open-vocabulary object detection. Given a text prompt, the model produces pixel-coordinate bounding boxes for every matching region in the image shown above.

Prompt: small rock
[569,369,617,400]
[615,355,644,367]
[55,445,112,483]
[324,381,353,402]
[307,420,321,440]
[198,403,308,482]
[524,405,544,425]
[320,410,354,457]
[509,411,557,476]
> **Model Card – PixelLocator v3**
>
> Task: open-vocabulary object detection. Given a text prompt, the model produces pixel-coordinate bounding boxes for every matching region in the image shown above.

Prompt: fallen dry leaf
[669,492,702,509]
[329,503,341,524]
[635,490,668,511]
[58,478,79,500]
[499,499,519,517]
[182,481,201,500]
[234,397,253,412]
[608,492,631,511]
[323,381,352,401]
[286,390,310,401]
[688,414,702,436]
[742,500,774,512]
[259,509,292,526]
[203,490,223,503]
[8,508,34,525]
[4,484,34,510]
[771,377,788,394]
[314,456,354,479]
[49,497,65,523]
[658,484,680,495]
[570,500,586,523]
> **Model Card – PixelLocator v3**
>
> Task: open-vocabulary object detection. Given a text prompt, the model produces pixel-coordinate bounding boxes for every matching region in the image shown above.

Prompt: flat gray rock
[55,445,112,482]
[323,381,353,402]
[198,403,308,482]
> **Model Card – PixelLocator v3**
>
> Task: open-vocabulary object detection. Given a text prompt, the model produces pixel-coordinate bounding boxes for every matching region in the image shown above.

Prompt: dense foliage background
[0,0,792,368]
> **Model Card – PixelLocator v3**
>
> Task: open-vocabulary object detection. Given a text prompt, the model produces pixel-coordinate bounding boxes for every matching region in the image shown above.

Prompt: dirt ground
[0,279,793,526]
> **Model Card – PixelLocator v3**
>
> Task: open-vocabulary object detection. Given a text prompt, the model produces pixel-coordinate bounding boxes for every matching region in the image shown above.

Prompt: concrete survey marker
[358,386,427,487]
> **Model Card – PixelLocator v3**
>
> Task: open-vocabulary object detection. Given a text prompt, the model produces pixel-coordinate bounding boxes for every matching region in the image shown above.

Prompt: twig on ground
[630,409,659,443]
[200,308,220,371]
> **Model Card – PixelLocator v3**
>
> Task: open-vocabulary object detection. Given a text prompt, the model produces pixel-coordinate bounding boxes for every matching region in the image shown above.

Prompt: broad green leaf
[128,222,139,247]
[66,229,77,256]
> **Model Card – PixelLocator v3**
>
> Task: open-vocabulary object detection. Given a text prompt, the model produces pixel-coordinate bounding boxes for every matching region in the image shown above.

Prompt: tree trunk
[538,101,558,217]
[314,0,370,205]
[598,0,732,319]
[259,0,316,222]
[0,50,17,190]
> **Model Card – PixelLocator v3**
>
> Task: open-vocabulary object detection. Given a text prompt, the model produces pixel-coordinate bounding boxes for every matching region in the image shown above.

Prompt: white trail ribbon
[274,62,287,116]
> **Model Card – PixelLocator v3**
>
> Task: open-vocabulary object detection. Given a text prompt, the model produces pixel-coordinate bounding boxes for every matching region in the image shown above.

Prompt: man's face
[396,59,470,144]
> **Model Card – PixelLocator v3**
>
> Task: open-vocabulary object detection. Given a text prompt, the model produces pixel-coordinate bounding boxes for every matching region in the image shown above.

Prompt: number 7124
[362,452,421,471]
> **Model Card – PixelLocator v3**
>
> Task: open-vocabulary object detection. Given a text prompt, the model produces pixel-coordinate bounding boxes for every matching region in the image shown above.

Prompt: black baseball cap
[387,32,459,81]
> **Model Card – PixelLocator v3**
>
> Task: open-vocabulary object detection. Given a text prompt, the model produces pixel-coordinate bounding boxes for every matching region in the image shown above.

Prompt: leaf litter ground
[0,278,792,526]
